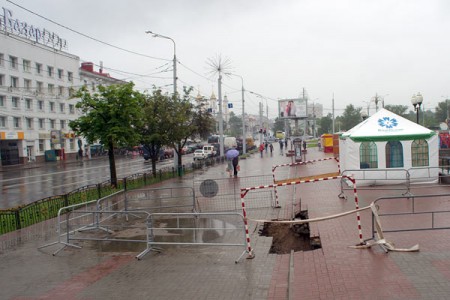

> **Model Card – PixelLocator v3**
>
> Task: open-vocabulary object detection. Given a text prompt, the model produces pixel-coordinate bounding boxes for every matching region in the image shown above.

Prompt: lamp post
[146,30,179,171]
[229,74,246,154]
[411,92,423,124]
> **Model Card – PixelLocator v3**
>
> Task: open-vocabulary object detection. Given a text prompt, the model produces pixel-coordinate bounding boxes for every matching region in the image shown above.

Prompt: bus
[275,131,285,140]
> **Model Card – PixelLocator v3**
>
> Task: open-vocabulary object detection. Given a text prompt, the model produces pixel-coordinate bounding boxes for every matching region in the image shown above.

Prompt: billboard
[278,98,307,119]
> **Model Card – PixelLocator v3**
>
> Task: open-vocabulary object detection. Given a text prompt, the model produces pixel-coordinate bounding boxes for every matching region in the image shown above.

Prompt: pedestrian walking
[303,140,307,151]
[265,142,268,153]
[279,140,284,155]
[269,143,274,155]
[284,139,288,149]
[232,156,239,177]
[259,143,265,157]
[318,141,322,151]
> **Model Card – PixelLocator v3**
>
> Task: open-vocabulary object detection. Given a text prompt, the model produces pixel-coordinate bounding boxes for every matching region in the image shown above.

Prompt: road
[0,154,195,209]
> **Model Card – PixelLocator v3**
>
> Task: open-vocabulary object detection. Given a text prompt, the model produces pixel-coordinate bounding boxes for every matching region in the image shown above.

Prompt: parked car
[193,149,207,161]
[203,145,217,157]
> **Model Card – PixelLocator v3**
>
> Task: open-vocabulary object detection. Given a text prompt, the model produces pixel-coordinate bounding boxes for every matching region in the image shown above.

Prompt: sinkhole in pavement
[258,210,322,254]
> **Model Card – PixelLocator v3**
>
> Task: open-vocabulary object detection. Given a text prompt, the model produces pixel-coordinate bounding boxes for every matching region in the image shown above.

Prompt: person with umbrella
[226,146,240,177]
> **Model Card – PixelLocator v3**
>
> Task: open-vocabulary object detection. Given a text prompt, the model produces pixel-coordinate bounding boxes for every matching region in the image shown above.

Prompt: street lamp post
[229,74,246,154]
[411,92,423,124]
[146,30,179,172]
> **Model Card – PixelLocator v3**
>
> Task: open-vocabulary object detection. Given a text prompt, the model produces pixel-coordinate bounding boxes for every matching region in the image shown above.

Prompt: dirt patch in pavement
[259,210,321,254]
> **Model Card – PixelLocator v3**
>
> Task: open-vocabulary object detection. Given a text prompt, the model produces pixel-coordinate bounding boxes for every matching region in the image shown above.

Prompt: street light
[146,30,179,172]
[411,92,423,124]
[228,74,246,154]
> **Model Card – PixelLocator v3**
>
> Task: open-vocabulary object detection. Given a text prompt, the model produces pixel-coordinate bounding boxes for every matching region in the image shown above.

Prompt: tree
[164,87,215,174]
[228,112,243,137]
[139,89,172,177]
[318,114,333,135]
[69,82,145,187]
[384,105,409,117]
[340,104,362,131]
[435,101,449,123]
[272,117,285,133]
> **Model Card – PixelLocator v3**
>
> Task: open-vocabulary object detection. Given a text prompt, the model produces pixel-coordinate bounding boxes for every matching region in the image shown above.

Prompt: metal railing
[367,193,450,242]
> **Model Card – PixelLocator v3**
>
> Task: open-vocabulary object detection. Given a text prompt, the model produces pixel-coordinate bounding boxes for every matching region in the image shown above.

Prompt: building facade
[0,28,81,166]
[0,9,123,167]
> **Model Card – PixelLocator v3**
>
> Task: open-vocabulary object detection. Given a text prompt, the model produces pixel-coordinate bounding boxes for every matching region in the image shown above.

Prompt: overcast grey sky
[3,0,450,118]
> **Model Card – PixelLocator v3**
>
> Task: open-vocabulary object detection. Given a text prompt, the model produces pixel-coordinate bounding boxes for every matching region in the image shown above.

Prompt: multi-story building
[0,24,81,166]
[0,7,124,167]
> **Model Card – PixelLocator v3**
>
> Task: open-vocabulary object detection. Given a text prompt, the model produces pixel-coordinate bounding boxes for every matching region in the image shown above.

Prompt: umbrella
[225,148,239,160]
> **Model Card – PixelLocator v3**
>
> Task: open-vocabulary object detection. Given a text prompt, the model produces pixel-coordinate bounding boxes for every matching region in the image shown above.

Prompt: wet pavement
[2,145,450,299]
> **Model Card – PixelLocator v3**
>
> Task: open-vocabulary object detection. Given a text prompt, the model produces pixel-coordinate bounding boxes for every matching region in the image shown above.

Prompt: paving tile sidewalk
[2,145,450,299]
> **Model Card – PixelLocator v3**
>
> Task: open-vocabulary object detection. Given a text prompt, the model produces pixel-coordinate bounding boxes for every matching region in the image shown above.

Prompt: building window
[50,119,55,129]
[24,79,32,91]
[38,100,44,111]
[359,142,378,169]
[47,66,54,77]
[70,138,75,150]
[67,71,73,82]
[0,116,6,128]
[49,101,55,112]
[39,118,45,129]
[25,98,32,110]
[0,74,4,86]
[69,104,74,114]
[12,96,19,108]
[58,86,64,96]
[60,103,65,113]
[23,59,31,72]
[36,63,42,74]
[386,141,404,168]
[13,117,20,128]
[10,76,18,88]
[26,118,33,129]
[411,139,429,167]
[9,56,18,69]
[0,53,4,66]
[60,120,66,129]
[0,95,4,107]
[37,81,43,93]
[68,87,74,96]
[48,84,54,95]
[39,139,45,152]
[58,69,64,79]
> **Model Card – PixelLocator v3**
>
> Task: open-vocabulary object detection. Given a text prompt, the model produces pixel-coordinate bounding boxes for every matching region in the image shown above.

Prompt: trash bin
[45,150,57,161]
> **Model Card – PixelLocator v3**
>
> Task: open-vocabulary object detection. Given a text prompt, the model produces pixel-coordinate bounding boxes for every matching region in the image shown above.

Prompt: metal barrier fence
[368,193,450,241]
[1,159,225,236]
[124,187,196,213]
[40,192,250,262]
[340,168,411,195]
[194,175,274,212]
[139,212,250,262]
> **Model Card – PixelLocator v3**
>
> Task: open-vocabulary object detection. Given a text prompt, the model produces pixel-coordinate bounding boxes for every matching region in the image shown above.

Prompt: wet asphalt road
[0,154,194,209]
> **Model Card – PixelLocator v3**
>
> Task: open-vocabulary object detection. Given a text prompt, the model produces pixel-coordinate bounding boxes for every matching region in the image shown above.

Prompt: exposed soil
[259,210,322,254]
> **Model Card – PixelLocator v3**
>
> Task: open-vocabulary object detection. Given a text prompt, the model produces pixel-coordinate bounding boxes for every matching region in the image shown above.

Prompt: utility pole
[218,74,224,158]
[332,93,335,133]
[259,102,263,144]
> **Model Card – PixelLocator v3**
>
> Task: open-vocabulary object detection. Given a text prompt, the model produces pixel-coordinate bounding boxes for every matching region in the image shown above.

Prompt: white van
[202,145,216,157]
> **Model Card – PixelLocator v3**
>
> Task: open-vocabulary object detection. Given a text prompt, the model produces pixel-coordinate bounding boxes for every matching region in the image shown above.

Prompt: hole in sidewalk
[259,210,322,254]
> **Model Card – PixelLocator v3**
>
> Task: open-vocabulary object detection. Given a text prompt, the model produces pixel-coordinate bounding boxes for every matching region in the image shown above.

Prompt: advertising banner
[278,98,307,118]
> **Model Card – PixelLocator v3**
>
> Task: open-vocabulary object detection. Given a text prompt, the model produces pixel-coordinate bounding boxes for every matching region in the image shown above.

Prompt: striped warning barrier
[271,157,340,207]
[240,174,366,246]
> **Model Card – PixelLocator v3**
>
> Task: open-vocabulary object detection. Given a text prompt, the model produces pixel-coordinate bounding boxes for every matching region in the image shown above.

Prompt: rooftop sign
[0,7,68,50]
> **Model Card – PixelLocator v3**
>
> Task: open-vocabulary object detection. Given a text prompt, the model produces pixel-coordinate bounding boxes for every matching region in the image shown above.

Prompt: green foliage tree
[272,117,285,133]
[164,87,215,174]
[228,111,242,137]
[318,114,333,135]
[435,101,449,123]
[69,82,145,187]
[384,105,409,117]
[340,104,362,131]
[139,89,172,177]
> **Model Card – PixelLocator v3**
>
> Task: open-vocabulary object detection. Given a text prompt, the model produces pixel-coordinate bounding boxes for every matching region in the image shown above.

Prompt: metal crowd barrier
[340,169,411,195]
[367,193,450,242]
